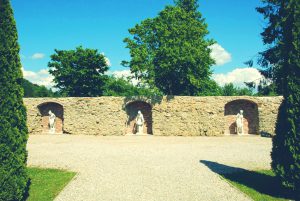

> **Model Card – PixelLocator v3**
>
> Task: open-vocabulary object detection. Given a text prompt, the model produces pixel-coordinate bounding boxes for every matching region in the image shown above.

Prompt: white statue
[135,110,144,135]
[48,110,56,134]
[236,110,244,135]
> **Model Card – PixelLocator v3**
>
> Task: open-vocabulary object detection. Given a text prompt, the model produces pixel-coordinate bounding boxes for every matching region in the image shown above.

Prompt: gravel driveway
[27,135,272,201]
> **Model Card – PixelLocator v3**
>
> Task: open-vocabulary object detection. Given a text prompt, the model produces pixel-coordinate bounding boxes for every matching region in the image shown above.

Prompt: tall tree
[258,0,300,197]
[122,0,217,95]
[0,0,29,200]
[48,46,109,97]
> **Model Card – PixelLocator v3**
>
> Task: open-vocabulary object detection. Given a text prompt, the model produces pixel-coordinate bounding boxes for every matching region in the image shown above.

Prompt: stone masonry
[24,96,283,136]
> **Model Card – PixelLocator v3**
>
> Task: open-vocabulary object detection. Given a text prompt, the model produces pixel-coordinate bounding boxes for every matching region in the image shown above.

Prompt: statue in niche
[48,110,56,134]
[236,110,244,135]
[135,110,144,134]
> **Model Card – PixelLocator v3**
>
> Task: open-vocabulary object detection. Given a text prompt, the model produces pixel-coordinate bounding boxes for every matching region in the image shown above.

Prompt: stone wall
[24,96,283,136]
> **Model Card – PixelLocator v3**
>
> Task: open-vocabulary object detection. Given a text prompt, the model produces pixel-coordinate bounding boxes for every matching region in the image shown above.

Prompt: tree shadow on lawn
[200,160,295,200]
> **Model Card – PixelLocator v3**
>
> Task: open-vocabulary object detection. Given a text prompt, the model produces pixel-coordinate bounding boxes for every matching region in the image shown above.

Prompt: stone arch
[38,102,64,134]
[125,101,153,135]
[224,99,259,135]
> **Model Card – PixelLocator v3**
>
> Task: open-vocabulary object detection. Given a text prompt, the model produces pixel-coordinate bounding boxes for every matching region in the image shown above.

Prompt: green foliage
[103,76,160,97]
[174,0,199,17]
[27,168,76,201]
[256,82,278,96]
[21,79,59,97]
[221,83,253,96]
[238,79,278,96]
[258,0,300,197]
[222,83,240,96]
[0,0,29,200]
[123,0,216,95]
[273,90,300,198]
[48,46,109,97]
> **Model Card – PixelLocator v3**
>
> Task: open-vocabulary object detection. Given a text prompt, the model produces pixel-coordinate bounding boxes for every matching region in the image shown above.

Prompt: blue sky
[11,0,266,88]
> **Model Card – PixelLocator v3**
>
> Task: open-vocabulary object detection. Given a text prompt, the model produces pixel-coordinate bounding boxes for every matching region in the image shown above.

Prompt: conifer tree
[0,0,29,200]
[258,0,300,198]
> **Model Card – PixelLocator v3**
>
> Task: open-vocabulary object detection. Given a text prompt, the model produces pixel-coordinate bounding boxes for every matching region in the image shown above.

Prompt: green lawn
[27,167,76,201]
[222,170,295,201]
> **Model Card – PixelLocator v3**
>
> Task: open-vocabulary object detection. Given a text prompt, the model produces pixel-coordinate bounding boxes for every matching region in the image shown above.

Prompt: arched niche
[37,102,64,134]
[125,101,153,135]
[224,99,259,135]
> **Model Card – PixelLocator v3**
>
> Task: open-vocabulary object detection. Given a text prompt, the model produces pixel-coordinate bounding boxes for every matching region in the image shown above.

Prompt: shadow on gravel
[200,160,295,200]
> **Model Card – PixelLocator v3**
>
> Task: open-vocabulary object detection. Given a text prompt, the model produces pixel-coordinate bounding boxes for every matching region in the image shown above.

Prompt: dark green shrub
[272,96,300,199]
[0,0,29,200]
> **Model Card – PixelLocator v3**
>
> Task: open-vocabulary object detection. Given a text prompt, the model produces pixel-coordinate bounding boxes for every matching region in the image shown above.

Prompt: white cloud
[212,68,263,87]
[105,57,111,67]
[209,43,232,66]
[101,52,111,67]
[31,53,45,60]
[22,68,37,79]
[22,67,54,88]
[38,69,49,75]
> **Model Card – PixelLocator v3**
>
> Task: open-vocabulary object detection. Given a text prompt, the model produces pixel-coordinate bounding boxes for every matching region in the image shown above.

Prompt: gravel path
[27,135,272,201]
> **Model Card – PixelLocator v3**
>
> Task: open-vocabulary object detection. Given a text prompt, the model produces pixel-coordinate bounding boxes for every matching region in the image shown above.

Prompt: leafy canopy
[103,76,159,97]
[123,0,217,95]
[48,46,109,97]
[174,0,199,15]
[221,83,253,96]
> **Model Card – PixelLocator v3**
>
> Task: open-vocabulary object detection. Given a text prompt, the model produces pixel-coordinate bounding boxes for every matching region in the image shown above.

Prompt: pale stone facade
[24,96,283,136]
